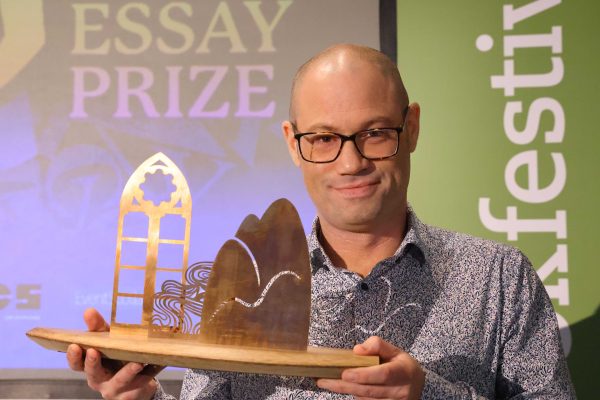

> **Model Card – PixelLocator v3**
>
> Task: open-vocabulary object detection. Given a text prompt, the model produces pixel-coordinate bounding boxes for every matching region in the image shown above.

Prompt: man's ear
[282,120,301,167]
[406,102,420,153]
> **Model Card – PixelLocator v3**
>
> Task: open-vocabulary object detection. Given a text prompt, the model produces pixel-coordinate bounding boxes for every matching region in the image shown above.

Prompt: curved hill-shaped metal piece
[200,198,311,350]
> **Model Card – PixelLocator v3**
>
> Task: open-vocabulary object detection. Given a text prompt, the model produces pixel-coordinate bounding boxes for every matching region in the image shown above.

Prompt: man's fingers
[83,348,112,388]
[111,362,144,388]
[341,362,398,386]
[354,336,402,361]
[83,308,110,332]
[101,357,126,374]
[66,344,84,371]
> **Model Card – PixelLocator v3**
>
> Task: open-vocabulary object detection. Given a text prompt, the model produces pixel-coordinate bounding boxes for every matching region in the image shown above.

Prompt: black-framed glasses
[292,125,404,163]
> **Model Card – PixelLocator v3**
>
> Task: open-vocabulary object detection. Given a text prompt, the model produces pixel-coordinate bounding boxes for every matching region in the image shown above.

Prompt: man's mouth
[332,180,379,198]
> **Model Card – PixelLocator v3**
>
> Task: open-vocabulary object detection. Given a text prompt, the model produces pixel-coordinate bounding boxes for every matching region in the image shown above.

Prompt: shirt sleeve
[421,248,576,399]
[152,369,232,400]
[495,249,575,398]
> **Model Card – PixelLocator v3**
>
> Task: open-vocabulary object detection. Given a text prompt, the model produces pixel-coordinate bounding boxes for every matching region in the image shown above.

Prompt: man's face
[283,61,420,233]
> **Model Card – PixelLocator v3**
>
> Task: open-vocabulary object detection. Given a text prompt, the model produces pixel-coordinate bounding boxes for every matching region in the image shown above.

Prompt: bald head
[289,44,409,122]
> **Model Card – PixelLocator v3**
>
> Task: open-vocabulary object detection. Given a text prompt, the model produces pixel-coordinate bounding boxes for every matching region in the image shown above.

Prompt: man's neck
[318,211,408,277]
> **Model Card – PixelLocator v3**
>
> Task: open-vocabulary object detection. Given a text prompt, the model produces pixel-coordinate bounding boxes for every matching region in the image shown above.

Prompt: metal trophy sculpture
[27,153,377,378]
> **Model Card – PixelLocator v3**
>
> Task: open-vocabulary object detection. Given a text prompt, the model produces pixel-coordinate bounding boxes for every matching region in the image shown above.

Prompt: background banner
[0,0,379,371]
[396,0,599,396]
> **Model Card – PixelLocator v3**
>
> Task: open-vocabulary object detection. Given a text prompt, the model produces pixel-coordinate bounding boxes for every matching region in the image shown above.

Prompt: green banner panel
[397,1,599,397]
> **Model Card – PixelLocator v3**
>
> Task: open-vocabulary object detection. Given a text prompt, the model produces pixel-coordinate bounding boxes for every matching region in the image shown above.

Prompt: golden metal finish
[110,152,192,334]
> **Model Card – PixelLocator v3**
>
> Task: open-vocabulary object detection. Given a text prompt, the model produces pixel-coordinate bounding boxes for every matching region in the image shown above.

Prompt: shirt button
[360,282,369,291]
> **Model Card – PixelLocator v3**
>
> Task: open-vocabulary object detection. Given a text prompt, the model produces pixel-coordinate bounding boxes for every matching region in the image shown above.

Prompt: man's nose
[335,139,368,174]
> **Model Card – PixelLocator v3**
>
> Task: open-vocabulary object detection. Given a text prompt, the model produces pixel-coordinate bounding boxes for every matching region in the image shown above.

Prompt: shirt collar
[308,205,429,274]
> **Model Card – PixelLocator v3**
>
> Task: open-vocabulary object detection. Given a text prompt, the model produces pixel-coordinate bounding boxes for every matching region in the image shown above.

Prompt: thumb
[83,308,110,332]
[354,336,403,361]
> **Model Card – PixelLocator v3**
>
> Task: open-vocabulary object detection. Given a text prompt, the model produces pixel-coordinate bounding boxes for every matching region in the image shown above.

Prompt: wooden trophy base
[27,327,379,378]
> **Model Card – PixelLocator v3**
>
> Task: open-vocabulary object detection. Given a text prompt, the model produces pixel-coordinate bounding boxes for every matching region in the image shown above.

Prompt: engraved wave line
[234,270,301,308]
[206,270,301,323]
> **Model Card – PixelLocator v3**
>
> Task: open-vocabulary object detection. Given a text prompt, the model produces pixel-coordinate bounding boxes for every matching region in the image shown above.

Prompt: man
[67,44,575,399]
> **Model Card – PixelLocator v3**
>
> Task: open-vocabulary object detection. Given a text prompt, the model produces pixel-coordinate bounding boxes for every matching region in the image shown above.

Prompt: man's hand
[66,308,161,400]
[317,336,425,399]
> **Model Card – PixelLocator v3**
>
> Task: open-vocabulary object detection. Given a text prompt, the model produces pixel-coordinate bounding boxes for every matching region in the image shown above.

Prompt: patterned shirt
[154,209,575,399]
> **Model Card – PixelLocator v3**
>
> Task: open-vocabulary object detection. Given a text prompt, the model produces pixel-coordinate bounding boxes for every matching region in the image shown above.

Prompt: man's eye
[364,130,385,138]
[310,134,337,144]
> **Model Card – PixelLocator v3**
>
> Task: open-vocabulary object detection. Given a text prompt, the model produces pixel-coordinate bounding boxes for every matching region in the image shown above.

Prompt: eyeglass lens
[299,129,398,162]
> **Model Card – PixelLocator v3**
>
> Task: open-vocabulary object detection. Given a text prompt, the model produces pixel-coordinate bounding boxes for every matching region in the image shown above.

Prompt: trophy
[27,153,377,378]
